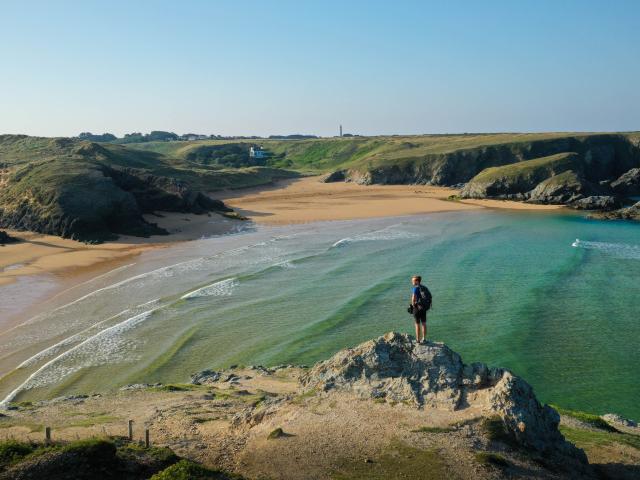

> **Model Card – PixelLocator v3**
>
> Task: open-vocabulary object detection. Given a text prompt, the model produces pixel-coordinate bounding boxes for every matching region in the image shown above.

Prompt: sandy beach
[220,176,562,225]
[1,177,563,289]
[0,176,563,325]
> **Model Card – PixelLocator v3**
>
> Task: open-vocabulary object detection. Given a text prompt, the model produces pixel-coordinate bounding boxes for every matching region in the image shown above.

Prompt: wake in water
[572,239,640,259]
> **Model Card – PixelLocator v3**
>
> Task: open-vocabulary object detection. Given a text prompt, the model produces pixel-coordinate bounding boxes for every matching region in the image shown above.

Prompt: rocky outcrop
[0,230,18,245]
[302,332,586,461]
[611,167,640,196]
[321,170,347,183]
[602,413,638,429]
[597,200,640,221]
[570,195,622,211]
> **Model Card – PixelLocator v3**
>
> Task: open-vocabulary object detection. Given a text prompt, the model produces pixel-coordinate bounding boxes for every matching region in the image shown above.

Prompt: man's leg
[414,321,420,342]
[421,321,427,342]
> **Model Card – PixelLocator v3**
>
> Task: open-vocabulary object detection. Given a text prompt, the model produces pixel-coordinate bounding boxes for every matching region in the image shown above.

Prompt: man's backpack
[417,285,432,310]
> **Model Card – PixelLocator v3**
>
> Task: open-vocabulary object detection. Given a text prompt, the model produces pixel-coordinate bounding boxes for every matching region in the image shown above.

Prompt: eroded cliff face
[0,139,237,242]
[327,135,640,187]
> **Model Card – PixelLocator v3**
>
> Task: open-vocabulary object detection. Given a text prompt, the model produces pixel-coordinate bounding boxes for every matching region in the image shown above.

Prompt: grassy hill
[0,135,296,242]
[2,132,639,242]
[131,132,640,184]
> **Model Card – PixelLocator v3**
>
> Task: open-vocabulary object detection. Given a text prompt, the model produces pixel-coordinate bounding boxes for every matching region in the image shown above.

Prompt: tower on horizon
[339,125,342,137]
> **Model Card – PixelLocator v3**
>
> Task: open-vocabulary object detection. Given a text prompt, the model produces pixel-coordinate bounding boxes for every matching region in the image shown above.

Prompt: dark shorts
[413,307,427,324]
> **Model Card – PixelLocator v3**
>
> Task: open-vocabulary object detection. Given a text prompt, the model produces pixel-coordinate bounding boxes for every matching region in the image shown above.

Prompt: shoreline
[0,177,565,327]
[219,176,563,226]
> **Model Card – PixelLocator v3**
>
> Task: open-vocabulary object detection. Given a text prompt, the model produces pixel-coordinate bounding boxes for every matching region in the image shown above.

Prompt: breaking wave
[181,278,238,299]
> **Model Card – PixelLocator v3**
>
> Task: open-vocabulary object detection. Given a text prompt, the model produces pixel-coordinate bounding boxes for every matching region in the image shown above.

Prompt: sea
[0,210,638,420]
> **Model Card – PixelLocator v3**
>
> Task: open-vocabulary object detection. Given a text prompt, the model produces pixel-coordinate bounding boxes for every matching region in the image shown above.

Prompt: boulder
[0,230,18,245]
[611,167,640,196]
[598,201,640,221]
[321,170,347,183]
[601,413,638,428]
[569,195,622,211]
[527,171,595,204]
[190,369,221,385]
[301,332,586,460]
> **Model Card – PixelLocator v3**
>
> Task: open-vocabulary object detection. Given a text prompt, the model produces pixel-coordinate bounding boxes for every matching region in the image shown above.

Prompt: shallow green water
[2,211,639,419]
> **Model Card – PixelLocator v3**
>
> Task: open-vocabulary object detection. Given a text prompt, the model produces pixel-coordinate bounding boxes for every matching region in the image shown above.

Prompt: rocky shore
[323,134,640,220]
[1,333,638,479]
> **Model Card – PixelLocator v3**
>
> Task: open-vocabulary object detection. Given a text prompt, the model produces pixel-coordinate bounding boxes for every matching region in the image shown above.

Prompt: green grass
[559,426,640,451]
[150,459,242,479]
[0,441,35,469]
[469,152,579,185]
[411,426,456,434]
[475,451,509,468]
[150,383,205,392]
[551,405,619,432]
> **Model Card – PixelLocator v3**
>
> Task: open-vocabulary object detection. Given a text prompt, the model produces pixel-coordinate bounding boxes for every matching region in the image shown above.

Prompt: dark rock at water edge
[0,230,18,245]
[611,167,640,195]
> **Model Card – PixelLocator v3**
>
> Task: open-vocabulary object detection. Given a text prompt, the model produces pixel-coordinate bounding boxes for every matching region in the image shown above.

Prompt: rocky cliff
[302,332,585,461]
[322,134,640,217]
[0,135,295,242]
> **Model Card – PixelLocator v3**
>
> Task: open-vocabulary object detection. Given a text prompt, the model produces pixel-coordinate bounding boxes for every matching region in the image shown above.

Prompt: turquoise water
[1,210,639,419]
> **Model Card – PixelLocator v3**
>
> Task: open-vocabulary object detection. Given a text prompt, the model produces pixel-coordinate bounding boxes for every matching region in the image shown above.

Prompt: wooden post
[128,420,134,441]
[145,429,150,448]
[45,427,51,443]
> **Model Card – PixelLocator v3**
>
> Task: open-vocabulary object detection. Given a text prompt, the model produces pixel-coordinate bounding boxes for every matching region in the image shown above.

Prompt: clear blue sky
[1,0,639,137]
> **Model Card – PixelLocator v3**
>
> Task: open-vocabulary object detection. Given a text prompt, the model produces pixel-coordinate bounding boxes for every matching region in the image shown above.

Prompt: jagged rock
[119,383,161,391]
[190,370,221,385]
[597,201,640,221]
[527,171,595,204]
[602,413,638,428]
[322,170,347,182]
[611,167,640,195]
[569,195,622,211]
[301,332,586,460]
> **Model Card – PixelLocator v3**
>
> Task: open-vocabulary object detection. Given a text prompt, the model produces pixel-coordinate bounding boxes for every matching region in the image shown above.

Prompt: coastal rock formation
[611,167,640,195]
[0,136,240,242]
[596,200,640,221]
[570,195,622,211]
[302,332,586,460]
[0,230,18,245]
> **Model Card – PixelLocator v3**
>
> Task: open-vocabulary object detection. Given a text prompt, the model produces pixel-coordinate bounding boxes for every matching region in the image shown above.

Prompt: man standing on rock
[411,275,432,343]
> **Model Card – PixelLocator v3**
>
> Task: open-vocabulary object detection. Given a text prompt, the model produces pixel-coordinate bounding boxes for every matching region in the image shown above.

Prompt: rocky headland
[0,135,295,243]
[322,134,640,220]
[1,333,638,479]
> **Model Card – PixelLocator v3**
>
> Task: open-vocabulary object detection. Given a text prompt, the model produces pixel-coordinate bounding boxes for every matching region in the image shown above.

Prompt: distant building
[249,146,269,159]
[340,125,343,137]
[180,133,209,141]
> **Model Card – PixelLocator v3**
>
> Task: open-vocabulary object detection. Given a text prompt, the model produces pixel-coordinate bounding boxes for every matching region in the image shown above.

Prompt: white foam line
[14,298,160,370]
[6,243,256,331]
[181,278,237,300]
[1,306,161,406]
[46,263,136,303]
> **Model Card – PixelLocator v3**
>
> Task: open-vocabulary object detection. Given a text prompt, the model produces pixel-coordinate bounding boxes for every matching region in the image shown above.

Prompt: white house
[249,146,268,159]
